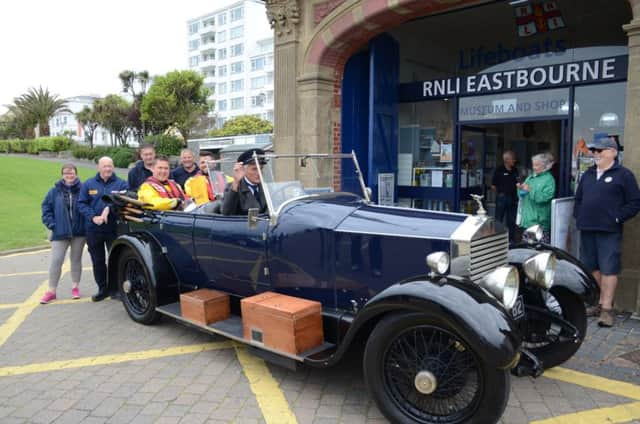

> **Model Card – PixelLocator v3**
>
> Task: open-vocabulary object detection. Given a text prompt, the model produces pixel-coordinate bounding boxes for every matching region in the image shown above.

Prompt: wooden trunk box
[180,289,230,325]
[241,292,323,355]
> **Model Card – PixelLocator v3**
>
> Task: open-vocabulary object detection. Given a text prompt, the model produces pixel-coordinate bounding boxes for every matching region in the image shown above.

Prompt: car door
[193,213,270,297]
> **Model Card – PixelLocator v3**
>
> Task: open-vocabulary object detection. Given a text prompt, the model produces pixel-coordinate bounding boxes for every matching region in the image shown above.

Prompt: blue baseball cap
[588,137,618,151]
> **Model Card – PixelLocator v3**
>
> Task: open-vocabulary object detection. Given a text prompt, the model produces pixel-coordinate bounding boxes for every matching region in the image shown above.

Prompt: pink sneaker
[71,287,80,299]
[40,291,56,304]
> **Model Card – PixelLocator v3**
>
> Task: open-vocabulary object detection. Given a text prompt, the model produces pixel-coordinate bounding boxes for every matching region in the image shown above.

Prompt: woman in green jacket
[517,153,556,242]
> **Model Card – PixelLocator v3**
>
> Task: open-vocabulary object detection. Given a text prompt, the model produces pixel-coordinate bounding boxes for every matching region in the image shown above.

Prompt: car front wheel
[117,249,160,325]
[364,312,510,424]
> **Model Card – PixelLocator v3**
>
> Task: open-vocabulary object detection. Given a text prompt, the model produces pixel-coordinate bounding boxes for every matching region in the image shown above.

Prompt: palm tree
[13,86,68,137]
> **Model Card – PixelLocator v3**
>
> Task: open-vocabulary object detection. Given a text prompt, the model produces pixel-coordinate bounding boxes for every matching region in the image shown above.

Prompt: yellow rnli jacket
[138,179,185,211]
[185,174,234,205]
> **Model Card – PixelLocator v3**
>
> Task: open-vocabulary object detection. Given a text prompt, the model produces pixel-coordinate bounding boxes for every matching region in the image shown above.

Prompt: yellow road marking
[234,344,298,424]
[0,249,49,259]
[0,297,92,309]
[0,263,68,347]
[0,271,47,278]
[546,367,640,401]
[0,341,234,377]
[0,278,50,347]
[0,303,24,310]
[531,401,640,424]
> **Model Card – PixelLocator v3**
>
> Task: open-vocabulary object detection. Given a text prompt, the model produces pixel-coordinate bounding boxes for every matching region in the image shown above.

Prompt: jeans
[495,194,517,241]
[86,231,116,290]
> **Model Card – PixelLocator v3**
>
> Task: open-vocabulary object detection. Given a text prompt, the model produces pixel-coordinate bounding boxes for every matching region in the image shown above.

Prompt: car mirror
[248,208,259,229]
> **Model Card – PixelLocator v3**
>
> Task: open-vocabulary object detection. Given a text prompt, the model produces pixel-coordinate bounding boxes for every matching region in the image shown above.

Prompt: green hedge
[0,136,72,154]
[143,135,183,156]
[69,144,136,168]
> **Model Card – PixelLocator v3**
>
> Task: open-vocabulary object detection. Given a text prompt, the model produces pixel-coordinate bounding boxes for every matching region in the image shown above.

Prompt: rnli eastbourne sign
[398,55,627,102]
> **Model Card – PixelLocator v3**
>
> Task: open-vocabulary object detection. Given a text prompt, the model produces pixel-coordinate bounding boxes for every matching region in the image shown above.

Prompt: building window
[218,13,227,25]
[202,68,215,78]
[231,97,244,110]
[250,76,266,89]
[202,35,215,44]
[217,65,227,77]
[266,72,273,85]
[230,61,243,74]
[230,7,244,22]
[230,43,244,57]
[231,79,244,92]
[202,52,215,62]
[217,30,226,43]
[251,56,266,71]
[189,56,199,67]
[230,25,243,40]
[266,91,274,104]
[189,22,200,34]
[206,84,215,95]
[218,100,227,111]
[251,95,265,107]
[189,39,199,51]
[218,82,227,95]
[217,48,227,60]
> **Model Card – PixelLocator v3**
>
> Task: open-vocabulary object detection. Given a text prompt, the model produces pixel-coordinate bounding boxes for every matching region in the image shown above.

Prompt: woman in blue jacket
[40,163,86,304]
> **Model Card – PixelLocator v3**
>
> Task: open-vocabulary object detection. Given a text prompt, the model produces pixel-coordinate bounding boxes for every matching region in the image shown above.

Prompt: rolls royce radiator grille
[469,232,509,283]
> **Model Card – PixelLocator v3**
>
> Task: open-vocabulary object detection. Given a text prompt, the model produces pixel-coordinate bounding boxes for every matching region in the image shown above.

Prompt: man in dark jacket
[491,150,519,242]
[171,148,199,188]
[574,137,640,327]
[222,149,268,215]
[127,143,155,191]
[79,156,128,302]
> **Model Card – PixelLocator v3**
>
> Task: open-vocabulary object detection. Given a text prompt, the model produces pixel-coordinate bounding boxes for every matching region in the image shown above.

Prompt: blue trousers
[86,231,116,290]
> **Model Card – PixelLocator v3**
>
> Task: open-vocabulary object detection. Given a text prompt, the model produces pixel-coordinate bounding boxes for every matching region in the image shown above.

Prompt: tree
[209,115,273,137]
[12,86,68,137]
[141,70,210,143]
[119,70,150,143]
[1,107,36,139]
[93,95,132,146]
[75,106,99,148]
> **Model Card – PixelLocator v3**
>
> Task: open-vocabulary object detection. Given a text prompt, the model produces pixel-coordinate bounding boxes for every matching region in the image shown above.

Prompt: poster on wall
[551,197,580,259]
[397,153,413,186]
[378,173,395,206]
[440,143,453,162]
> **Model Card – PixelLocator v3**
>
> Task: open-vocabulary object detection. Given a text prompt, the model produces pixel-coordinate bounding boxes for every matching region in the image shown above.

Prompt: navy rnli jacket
[78,173,128,233]
[41,178,86,240]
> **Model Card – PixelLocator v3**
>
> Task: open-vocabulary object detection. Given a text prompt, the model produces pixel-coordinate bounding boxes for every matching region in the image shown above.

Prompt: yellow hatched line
[0,297,92,310]
[0,279,51,347]
[0,249,50,259]
[545,367,640,401]
[234,344,298,424]
[531,401,640,424]
[0,341,234,377]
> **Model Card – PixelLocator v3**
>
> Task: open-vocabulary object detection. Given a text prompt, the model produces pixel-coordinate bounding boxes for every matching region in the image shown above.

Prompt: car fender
[107,233,180,306]
[308,278,521,370]
[508,245,599,305]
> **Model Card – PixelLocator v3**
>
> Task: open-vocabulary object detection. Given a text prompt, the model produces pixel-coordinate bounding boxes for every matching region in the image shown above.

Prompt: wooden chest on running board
[241,292,323,355]
[180,289,230,325]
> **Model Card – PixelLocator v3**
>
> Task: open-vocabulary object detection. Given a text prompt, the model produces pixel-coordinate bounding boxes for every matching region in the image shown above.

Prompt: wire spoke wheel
[117,249,159,325]
[123,258,151,316]
[384,325,481,422]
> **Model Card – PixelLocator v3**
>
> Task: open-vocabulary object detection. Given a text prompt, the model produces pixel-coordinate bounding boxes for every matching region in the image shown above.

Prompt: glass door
[458,125,486,214]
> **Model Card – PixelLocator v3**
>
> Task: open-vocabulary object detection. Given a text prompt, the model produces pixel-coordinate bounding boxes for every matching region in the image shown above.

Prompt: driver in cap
[221,148,268,215]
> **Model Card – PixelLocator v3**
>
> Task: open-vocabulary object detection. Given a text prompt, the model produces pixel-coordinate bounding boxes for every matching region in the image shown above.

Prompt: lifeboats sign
[398,55,627,102]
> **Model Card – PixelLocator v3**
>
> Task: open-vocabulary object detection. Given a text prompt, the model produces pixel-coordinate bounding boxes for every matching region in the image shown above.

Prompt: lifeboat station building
[264,0,640,314]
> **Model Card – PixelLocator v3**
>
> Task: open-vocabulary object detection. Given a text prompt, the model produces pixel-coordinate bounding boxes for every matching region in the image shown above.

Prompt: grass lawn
[0,155,97,251]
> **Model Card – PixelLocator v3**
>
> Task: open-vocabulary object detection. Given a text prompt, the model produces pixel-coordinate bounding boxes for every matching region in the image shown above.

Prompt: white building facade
[49,95,136,146]
[187,0,274,129]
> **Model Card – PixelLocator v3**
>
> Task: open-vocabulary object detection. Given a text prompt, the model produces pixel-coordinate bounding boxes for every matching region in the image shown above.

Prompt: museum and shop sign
[399,55,627,102]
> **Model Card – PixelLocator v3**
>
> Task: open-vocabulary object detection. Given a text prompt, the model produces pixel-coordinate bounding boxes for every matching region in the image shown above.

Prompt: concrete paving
[0,249,639,424]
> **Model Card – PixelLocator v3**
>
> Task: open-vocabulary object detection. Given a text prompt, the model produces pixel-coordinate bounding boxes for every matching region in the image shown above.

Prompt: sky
[0,0,251,114]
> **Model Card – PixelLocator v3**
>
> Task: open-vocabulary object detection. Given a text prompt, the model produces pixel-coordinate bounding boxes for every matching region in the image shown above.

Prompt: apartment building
[187,0,274,129]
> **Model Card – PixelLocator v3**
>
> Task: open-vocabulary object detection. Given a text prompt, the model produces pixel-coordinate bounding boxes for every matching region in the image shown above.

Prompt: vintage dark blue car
[105,152,597,424]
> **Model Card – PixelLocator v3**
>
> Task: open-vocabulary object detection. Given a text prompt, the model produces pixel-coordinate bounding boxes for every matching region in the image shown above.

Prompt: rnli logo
[514,1,565,37]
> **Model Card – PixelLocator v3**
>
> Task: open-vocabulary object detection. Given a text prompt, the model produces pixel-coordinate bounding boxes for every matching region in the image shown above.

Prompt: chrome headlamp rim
[524,225,544,244]
[479,265,520,310]
[523,251,556,289]
[426,251,450,275]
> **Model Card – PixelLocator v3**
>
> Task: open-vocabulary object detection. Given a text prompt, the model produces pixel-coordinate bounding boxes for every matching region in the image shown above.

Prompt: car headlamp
[524,225,544,244]
[479,265,520,310]
[426,252,450,275]
[523,251,556,289]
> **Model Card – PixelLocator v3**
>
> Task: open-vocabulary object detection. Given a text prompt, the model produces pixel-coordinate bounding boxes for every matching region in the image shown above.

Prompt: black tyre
[117,249,160,325]
[524,288,586,369]
[363,312,510,424]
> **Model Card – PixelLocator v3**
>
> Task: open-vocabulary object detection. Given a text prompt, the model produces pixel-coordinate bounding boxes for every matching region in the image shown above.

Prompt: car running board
[156,302,335,370]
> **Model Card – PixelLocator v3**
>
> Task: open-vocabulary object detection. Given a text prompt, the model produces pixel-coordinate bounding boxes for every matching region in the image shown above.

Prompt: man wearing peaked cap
[574,137,640,327]
[221,149,268,215]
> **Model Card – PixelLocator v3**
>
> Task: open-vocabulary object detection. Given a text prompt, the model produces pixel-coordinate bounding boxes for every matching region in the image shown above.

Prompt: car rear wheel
[117,249,160,325]
[363,312,510,424]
